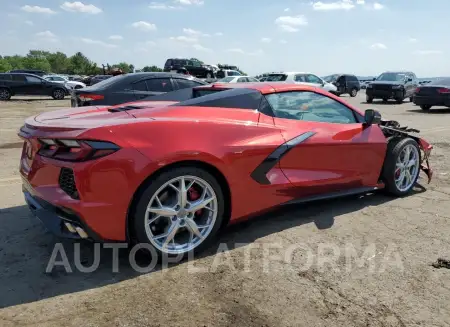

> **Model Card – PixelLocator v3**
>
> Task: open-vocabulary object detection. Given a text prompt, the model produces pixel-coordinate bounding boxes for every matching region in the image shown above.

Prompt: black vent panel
[59,168,79,199]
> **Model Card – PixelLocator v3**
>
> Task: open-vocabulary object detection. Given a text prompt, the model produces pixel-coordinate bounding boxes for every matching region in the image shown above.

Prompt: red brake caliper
[187,187,203,216]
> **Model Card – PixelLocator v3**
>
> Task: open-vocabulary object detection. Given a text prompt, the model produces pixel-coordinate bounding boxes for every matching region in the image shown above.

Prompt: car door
[265,91,386,197]
[25,75,47,95]
[11,74,29,95]
[336,75,347,93]
[305,74,325,89]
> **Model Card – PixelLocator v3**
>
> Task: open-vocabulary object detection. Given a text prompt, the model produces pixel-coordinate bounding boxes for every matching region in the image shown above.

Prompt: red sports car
[19,83,433,257]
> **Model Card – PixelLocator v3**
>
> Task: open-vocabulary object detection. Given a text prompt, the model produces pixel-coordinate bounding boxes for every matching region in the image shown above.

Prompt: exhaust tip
[75,226,88,239]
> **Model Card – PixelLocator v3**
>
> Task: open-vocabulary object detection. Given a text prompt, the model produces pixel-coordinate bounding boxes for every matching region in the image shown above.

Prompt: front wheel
[381,138,421,196]
[0,88,11,100]
[52,88,65,100]
[350,88,358,97]
[366,95,373,103]
[132,167,225,258]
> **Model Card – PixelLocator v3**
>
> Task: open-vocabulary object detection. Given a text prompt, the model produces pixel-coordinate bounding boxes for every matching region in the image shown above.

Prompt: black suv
[366,71,418,104]
[325,74,360,97]
[163,58,215,79]
[0,73,69,100]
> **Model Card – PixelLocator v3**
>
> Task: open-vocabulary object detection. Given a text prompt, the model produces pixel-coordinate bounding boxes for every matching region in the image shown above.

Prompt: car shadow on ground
[406,108,450,114]
[0,186,426,309]
[361,100,412,106]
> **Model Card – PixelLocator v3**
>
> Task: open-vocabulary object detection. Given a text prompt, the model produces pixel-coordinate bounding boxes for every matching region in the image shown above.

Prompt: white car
[216,69,242,79]
[43,75,86,89]
[217,76,260,83]
[264,72,337,93]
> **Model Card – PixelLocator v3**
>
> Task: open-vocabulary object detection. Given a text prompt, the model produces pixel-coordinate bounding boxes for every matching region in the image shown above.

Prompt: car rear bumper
[366,88,404,99]
[413,95,450,107]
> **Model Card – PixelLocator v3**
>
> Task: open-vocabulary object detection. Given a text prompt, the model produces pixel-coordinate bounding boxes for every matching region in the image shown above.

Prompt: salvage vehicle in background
[265,72,338,93]
[163,58,216,79]
[0,73,69,100]
[413,77,450,111]
[43,75,86,89]
[89,75,112,86]
[215,70,242,79]
[217,76,259,83]
[19,83,433,258]
[324,74,361,97]
[366,71,418,104]
[71,72,207,107]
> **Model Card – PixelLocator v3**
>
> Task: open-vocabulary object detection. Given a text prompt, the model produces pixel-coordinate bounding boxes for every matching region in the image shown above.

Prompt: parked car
[215,70,242,79]
[43,75,86,89]
[259,76,268,82]
[0,73,69,100]
[164,58,216,79]
[19,83,433,258]
[8,69,47,77]
[90,75,112,86]
[366,71,418,104]
[265,72,337,93]
[413,77,450,111]
[324,74,360,97]
[217,76,260,83]
[71,72,208,107]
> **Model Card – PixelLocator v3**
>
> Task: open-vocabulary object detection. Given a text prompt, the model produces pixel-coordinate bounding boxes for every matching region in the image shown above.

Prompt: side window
[248,77,259,82]
[0,74,12,81]
[237,77,248,82]
[25,76,42,83]
[174,78,203,89]
[265,91,357,124]
[306,74,323,84]
[191,61,201,67]
[337,76,345,84]
[294,74,307,82]
[146,78,173,92]
[133,80,148,91]
[12,75,26,82]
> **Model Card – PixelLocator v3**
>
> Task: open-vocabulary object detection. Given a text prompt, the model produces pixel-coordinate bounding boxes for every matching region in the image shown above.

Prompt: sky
[1,0,449,77]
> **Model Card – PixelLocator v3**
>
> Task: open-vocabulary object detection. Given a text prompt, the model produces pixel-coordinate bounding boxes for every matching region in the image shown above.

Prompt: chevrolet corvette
[19,83,433,257]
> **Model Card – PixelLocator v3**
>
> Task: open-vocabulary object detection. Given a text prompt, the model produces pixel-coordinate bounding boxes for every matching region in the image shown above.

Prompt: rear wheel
[420,105,431,111]
[0,88,11,100]
[52,88,65,100]
[132,167,225,258]
[350,88,358,97]
[366,95,373,103]
[381,138,421,196]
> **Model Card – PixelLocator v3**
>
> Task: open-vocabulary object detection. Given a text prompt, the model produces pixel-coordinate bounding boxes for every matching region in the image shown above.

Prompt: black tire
[420,105,431,111]
[366,95,373,103]
[409,97,413,102]
[0,88,11,101]
[381,137,421,196]
[350,88,358,97]
[52,88,65,100]
[396,91,404,104]
[132,166,225,259]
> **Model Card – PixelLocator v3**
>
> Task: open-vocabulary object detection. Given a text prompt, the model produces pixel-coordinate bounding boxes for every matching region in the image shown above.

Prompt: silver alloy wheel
[144,175,218,255]
[394,144,420,192]
[0,89,10,100]
[54,89,64,99]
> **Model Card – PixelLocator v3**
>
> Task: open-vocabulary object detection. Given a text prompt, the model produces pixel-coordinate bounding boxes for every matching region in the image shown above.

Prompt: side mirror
[364,109,382,126]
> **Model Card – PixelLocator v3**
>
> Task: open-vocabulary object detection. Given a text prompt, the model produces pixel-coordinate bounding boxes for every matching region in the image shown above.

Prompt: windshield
[431,78,450,86]
[266,74,287,82]
[323,75,339,83]
[376,73,408,82]
[218,77,234,83]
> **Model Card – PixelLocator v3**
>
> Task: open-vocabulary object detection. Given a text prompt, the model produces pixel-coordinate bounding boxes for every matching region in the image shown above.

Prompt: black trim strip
[250,131,316,185]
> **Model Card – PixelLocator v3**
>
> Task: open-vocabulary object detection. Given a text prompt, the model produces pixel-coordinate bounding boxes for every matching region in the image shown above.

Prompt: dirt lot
[0,94,449,327]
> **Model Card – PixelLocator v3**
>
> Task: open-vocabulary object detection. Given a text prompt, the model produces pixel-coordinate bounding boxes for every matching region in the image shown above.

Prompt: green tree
[0,58,12,72]
[46,52,70,74]
[142,65,163,72]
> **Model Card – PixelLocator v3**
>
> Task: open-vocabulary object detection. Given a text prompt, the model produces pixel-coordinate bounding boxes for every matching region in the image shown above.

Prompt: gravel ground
[0,93,449,327]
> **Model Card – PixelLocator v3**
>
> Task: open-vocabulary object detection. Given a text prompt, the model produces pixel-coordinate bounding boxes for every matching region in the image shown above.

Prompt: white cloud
[227,48,245,54]
[80,38,117,48]
[134,41,157,52]
[370,43,387,49]
[261,37,271,43]
[356,0,365,4]
[312,0,355,11]
[413,50,443,55]
[192,44,212,52]
[174,0,204,5]
[215,32,223,36]
[183,28,209,37]
[275,15,307,32]
[36,31,58,42]
[169,36,198,43]
[372,2,384,10]
[226,48,264,56]
[131,21,157,31]
[25,20,33,26]
[284,8,290,11]
[109,35,123,40]
[60,2,102,14]
[280,39,288,44]
[21,5,56,14]
[148,2,182,9]
[408,37,418,43]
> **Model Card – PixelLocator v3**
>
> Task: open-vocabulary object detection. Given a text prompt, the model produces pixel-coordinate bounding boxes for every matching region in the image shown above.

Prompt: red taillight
[79,94,104,101]
[414,87,421,93]
[437,88,450,94]
[38,139,119,161]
